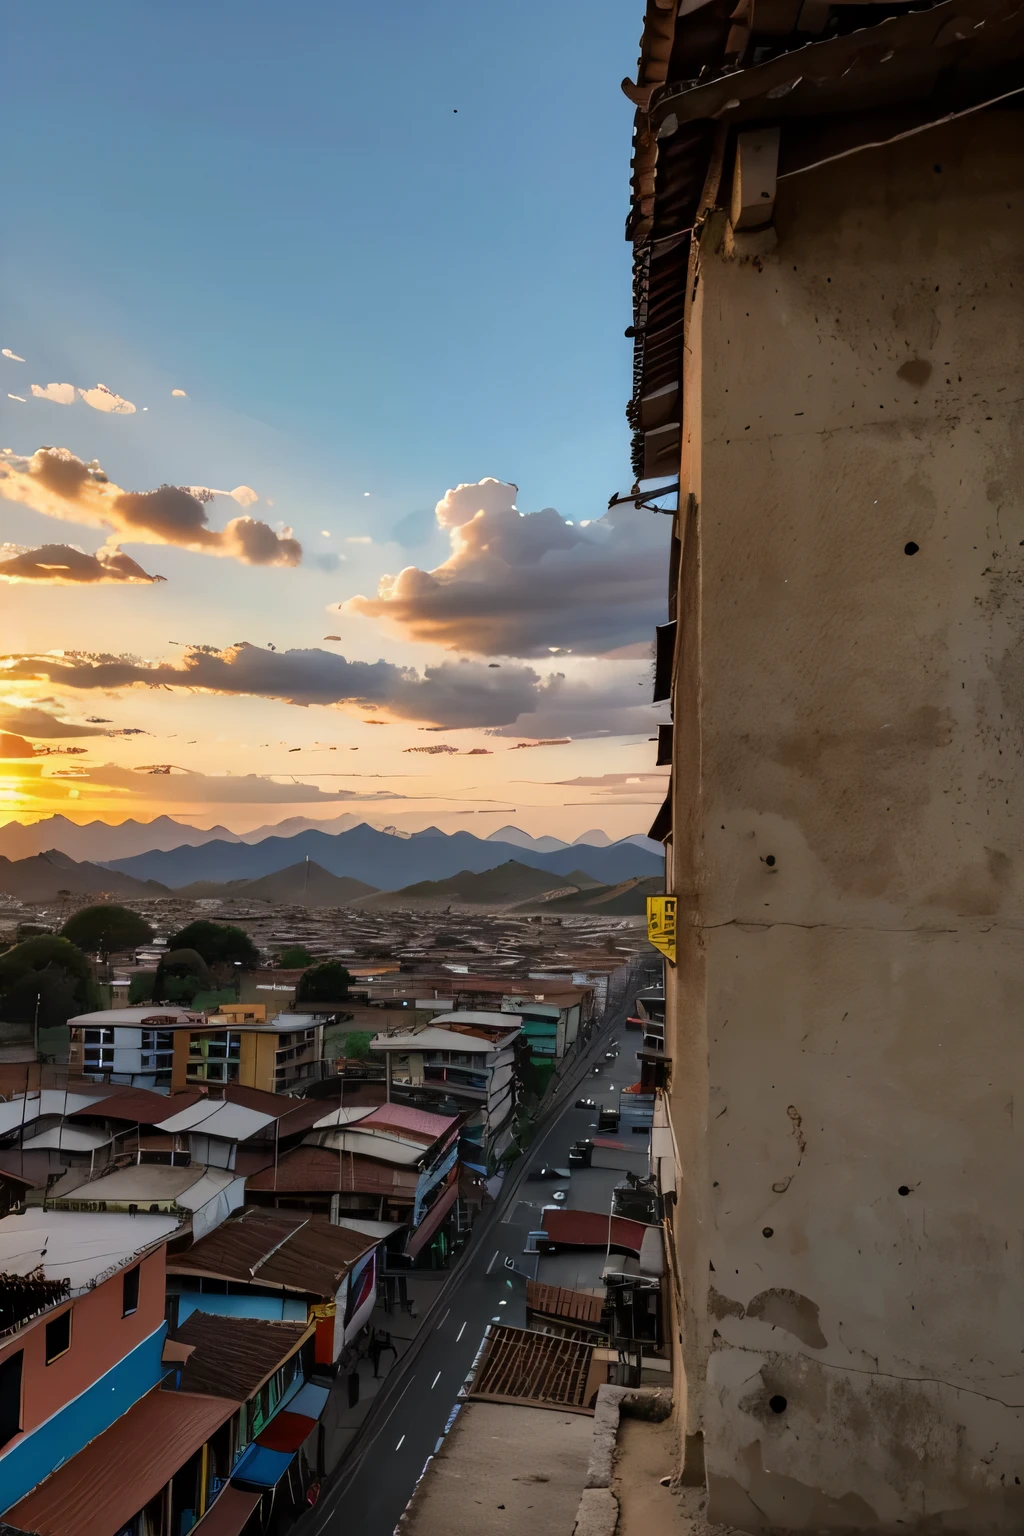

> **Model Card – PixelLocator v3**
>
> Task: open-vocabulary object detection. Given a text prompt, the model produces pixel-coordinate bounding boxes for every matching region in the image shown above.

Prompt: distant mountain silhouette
[514,875,663,916]
[0,849,169,902]
[361,860,600,909]
[103,823,662,890]
[0,814,239,863]
[177,860,377,906]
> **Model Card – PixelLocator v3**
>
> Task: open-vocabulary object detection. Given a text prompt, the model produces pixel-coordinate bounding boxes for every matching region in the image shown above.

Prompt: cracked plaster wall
[667,112,1024,1531]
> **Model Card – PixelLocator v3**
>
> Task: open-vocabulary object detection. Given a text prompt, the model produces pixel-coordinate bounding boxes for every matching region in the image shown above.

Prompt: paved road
[299,990,640,1536]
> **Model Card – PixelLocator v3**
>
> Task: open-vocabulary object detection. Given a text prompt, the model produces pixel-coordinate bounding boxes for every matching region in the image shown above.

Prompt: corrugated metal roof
[311,1129,424,1166]
[5,1388,236,1536]
[155,1100,276,1140]
[469,1325,595,1412]
[358,1102,459,1141]
[170,1311,310,1399]
[540,1209,651,1255]
[168,1207,378,1294]
[405,1180,459,1260]
[69,1087,202,1124]
[526,1282,606,1329]
[0,1209,179,1289]
[245,1144,417,1198]
[0,1090,108,1136]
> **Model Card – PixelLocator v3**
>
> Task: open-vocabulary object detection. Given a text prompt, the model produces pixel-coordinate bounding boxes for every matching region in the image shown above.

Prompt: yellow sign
[647,895,677,965]
[309,1301,337,1320]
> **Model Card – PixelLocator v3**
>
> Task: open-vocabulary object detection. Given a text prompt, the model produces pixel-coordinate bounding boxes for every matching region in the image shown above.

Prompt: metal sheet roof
[0,1089,108,1136]
[369,1028,501,1055]
[191,1486,261,1536]
[540,1209,651,1255]
[469,1325,595,1412]
[245,1144,417,1198]
[167,1208,378,1294]
[6,1389,235,1536]
[155,1099,276,1140]
[170,1311,311,1400]
[67,1006,200,1027]
[404,1180,459,1260]
[358,1101,459,1141]
[0,1209,179,1290]
[20,1125,113,1153]
[313,1129,424,1166]
[69,1087,202,1124]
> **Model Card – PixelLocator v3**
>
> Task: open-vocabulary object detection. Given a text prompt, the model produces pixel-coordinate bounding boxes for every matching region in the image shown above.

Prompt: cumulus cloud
[2,350,25,362]
[172,389,187,397]
[187,484,258,508]
[78,383,136,414]
[0,542,164,585]
[0,447,301,567]
[0,642,651,734]
[31,382,76,404]
[346,477,664,657]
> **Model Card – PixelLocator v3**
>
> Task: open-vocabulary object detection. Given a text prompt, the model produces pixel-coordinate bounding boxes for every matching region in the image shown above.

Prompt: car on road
[568,1139,593,1167]
[528,1165,571,1181]
[574,1097,596,1109]
[598,1107,619,1133]
[604,1049,618,1060]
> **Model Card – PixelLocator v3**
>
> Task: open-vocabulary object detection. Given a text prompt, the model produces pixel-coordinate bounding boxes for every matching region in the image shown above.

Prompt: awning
[191,1485,262,1536]
[653,620,677,703]
[404,1180,459,1260]
[648,783,672,843]
[230,1382,329,1491]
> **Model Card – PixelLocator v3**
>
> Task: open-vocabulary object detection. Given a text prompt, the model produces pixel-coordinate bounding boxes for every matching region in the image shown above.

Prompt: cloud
[67,763,411,806]
[78,383,136,414]
[0,733,37,758]
[0,447,301,566]
[2,350,25,362]
[31,382,76,405]
[0,642,651,734]
[7,395,26,403]
[172,389,187,397]
[544,772,669,797]
[346,477,664,657]
[187,484,258,508]
[0,542,164,584]
[0,702,104,739]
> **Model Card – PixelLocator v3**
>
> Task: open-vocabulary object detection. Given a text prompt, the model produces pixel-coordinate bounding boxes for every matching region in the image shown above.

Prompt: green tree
[296,961,352,1003]
[153,948,211,1004]
[128,972,156,1005]
[342,1030,373,1061]
[278,945,314,968]
[62,905,154,958]
[0,935,101,1028]
[167,921,259,969]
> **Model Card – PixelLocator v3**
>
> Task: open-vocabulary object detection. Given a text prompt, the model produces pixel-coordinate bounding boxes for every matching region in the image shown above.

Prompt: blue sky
[0,2,667,836]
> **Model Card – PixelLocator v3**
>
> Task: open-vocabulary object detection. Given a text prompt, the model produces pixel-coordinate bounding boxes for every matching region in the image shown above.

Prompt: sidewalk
[317,1271,451,1474]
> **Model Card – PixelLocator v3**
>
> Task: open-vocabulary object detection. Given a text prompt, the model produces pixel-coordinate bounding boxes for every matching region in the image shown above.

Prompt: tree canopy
[0,935,101,1028]
[278,945,314,969]
[153,948,212,1004]
[296,961,352,1003]
[166,921,259,969]
[62,905,153,957]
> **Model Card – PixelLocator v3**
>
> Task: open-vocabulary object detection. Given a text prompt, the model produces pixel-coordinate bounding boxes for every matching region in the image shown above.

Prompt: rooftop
[245,1143,418,1198]
[369,1026,510,1055]
[5,1386,236,1536]
[154,1098,277,1141]
[47,1161,237,1215]
[469,1324,598,1412]
[169,1310,311,1399]
[0,1208,178,1293]
[167,1208,377,1294]
[67,1005,201,1028]
[396,1400,594,1536]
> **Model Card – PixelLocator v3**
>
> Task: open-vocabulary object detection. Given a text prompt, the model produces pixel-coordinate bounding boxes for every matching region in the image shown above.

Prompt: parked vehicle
[574,1097,596,1110]
[598,1107,619,1133]
[568,1139,593,1168]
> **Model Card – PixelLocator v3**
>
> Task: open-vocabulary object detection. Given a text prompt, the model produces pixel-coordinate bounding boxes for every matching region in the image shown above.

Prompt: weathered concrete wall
[669,113,1024,1530]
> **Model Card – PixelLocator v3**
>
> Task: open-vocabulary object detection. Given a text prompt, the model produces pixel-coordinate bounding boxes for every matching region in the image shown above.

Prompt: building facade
[625,0,1024,1527]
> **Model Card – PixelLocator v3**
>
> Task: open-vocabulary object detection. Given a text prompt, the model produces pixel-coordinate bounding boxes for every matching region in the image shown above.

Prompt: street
[298,991,641,1536]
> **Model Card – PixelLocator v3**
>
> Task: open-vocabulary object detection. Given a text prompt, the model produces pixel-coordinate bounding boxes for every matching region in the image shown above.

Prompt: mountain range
[103,823,662,891]
[178,862,377,905]
[0,850,168,903]
[360,860,601,910]
[0,813,663,863]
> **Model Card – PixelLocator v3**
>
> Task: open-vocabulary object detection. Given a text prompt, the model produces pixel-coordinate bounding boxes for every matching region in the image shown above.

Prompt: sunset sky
[0,1,667,841]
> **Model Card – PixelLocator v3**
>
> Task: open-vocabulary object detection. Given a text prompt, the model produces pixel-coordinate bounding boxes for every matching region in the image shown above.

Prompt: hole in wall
[764,854,776,867]
[762,1227,774,1238]
[769,1395,788,1414]
[898,1185,911,1196]
[904,541,919,555]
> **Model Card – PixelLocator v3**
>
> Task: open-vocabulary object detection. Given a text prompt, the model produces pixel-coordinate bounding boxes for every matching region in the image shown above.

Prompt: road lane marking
[431,1371,441,1389]
[396,1434,405,1450]
[486,1248,500,1271]
[436,1308,451,1330]
[456,1321,467,1341]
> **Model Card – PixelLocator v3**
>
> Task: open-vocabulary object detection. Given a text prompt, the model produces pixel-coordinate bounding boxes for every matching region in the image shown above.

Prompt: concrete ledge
[573,1487,619,1536]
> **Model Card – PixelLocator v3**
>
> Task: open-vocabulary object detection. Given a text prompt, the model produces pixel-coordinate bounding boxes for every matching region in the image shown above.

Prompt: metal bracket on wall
[608,481,680,514]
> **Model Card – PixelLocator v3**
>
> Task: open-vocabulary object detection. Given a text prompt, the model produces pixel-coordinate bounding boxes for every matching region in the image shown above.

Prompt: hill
[103,823,663,891]
[0,850,169,902]
[177,860,376,906]
[514,875,663,917]
[361,861,600,910]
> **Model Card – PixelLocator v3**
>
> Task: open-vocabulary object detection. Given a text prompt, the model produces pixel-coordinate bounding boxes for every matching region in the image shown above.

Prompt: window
[0,1349,22,1448]
[84,1047,115,1071]
[122,1264,140,1317]
[83,1027,115,1046]
[45,1308,71,1364]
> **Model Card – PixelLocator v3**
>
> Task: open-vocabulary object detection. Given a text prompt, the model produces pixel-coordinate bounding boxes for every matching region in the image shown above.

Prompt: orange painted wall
[0,1247,167,1436]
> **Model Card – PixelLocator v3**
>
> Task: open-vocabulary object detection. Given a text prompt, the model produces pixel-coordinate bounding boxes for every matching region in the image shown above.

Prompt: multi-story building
[623,0,1024,1526]
[369,1012,523,1169]
[67,1005,324,1096]
[0,1208,178,1511]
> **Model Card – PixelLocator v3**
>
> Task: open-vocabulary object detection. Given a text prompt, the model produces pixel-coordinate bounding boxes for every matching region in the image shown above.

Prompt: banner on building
[647,896,677,965]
